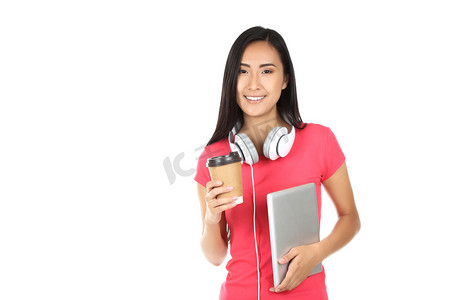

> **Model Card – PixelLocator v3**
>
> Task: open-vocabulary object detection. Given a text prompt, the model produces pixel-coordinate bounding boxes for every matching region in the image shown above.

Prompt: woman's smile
[245,95,266,103]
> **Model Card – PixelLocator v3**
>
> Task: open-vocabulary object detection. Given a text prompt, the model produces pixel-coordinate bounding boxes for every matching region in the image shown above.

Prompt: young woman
[195,26,360,299]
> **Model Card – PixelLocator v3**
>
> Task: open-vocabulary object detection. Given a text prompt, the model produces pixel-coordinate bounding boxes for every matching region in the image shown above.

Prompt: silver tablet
[267,182,322,287]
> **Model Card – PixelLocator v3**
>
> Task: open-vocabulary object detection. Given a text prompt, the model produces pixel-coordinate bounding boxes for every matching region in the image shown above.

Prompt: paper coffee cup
[207,151,243,204]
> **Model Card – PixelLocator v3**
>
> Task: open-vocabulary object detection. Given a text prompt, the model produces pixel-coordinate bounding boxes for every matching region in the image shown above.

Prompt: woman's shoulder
[296,122,332,137]
[206,137,229,151]
[291,123,335,154]
[198,137,230,161]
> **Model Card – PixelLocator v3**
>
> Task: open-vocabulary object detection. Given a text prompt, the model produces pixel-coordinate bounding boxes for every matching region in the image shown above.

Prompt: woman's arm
[271,162,360,293]
[317,161,361,260]
[197,181,234,266]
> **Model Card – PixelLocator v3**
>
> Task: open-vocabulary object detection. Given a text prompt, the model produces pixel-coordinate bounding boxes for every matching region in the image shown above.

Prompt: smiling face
[236,40,289,121]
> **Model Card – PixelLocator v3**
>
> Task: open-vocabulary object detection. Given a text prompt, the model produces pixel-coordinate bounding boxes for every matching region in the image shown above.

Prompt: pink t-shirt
[195,123,346,300]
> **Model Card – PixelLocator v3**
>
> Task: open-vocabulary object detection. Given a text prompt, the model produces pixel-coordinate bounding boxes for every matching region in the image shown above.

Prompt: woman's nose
[248,73,260,90]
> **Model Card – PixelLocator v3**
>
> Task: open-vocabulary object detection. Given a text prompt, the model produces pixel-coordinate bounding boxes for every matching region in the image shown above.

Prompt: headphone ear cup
[229,138,244,161]
[263,126,287,160]
[235,133,259,165]
[278,125,296,158]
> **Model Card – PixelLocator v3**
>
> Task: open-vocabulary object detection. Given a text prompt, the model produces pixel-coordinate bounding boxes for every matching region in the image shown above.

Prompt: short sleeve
[321,127,346,182]
[194,139,231,187]
[194,147,211,188]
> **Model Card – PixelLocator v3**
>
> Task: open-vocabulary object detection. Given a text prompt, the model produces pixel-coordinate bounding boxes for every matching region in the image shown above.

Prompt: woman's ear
[282,74,289,90]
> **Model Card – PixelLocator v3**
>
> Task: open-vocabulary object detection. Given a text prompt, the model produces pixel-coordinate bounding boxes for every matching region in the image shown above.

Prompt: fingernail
[227,186,233,190]
[279,258,285,263]
[215,180,222,185]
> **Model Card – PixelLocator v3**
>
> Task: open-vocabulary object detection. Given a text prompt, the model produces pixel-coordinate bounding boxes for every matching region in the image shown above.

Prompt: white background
[1,0,449,299]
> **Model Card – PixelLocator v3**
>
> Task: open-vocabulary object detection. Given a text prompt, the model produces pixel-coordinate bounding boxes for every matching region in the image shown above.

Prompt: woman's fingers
[278,247,298,264]
[205,182,234,205]
[208,196,239,213]
[204,180,239,225]
[208,185,233,200]
[212,196,239,208]
[216,198,238,211]
[206,180,222,193]
[204,195,238,225]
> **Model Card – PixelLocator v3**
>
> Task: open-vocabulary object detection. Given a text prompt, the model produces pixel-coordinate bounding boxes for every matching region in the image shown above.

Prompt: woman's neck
[237,111,291,156]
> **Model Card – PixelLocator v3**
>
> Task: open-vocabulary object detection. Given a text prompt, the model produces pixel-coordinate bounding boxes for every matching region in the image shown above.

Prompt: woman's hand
[269,243,323,293]
[204,180,239,226]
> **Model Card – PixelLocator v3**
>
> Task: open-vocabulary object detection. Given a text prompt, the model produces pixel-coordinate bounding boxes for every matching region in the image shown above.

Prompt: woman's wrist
[204,214,220,227]
[314,240,328,263]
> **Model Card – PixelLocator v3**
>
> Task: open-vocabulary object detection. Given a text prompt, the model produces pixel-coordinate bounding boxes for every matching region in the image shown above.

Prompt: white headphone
[228,115,296,165]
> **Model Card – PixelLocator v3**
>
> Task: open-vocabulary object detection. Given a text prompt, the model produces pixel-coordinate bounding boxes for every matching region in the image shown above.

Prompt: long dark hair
[206,26,306,146]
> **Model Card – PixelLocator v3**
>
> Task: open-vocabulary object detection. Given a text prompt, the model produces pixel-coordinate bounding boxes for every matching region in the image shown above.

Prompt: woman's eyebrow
[240,63,277,68]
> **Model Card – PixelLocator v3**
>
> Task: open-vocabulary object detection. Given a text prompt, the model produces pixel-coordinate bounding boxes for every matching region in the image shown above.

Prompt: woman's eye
[239,69,248,74]
[262,70,272,74]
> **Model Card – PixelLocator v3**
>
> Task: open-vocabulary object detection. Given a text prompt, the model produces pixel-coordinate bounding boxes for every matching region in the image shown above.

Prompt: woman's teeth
[246,96,265,101]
